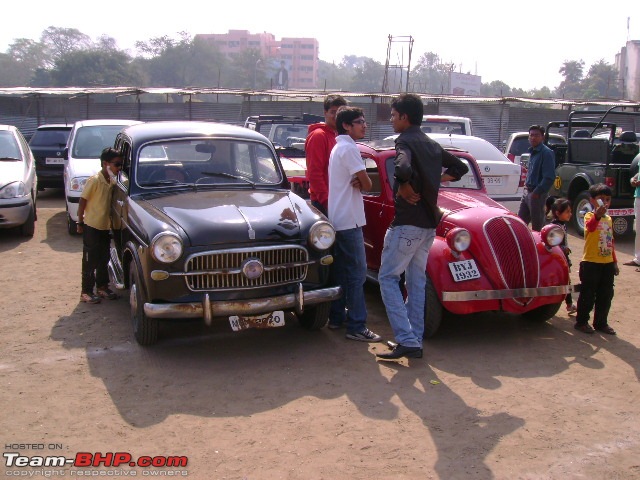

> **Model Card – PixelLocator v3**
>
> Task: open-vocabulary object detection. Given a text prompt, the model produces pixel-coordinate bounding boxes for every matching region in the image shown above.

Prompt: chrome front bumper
[143,284,342,325]
[442,284,578,302]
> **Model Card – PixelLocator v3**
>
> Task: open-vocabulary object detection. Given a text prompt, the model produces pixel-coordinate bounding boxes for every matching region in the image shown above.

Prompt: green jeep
[547,107,639,236]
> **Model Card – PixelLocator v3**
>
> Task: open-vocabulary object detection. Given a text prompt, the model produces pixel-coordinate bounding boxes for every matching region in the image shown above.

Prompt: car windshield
[509,136,566,156]
[135,139,282,187]
[269,124,309,146]
[421,121,467,135]
[72,125,127,159]
[0,131,21,159]
[29,129,70,147]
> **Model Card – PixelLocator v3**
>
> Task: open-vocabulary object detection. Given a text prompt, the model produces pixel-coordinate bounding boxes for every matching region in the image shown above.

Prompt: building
[195,30,319,90]
[615,40,640,101]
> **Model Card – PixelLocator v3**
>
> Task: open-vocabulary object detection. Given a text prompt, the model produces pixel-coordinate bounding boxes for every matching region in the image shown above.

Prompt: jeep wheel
[298,302,330,330]
[571,191,591,237]
[423,275,443,338]
[521,302,562,322]
[129,262,159,345]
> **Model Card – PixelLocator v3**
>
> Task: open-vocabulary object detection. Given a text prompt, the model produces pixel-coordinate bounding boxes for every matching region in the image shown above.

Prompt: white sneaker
[345,328,382,342]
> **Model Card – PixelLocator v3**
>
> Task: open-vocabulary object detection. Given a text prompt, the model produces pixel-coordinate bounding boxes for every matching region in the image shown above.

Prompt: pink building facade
[196,30,319,89]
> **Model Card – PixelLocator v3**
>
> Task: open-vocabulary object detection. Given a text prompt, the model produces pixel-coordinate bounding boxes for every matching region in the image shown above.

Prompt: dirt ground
[2,189,640,480]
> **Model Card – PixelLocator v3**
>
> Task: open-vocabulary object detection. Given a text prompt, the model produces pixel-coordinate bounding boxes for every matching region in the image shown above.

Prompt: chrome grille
[185,245,308,291]
[484,217,539,290]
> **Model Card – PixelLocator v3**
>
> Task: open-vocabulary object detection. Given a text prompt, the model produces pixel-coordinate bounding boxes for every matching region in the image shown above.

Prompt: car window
[378,155,480,192]
[29,129,70,147]
[72,125,126,158]
[136,139,282,187]
[0,131,21,159]
[508,137,530,156]
[421,122,467,135]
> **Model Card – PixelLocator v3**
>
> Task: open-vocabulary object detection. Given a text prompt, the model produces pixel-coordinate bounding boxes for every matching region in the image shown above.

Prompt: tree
[481,80,512,97]
[49,48,141,87]
[581,59,621,99]
[349,58,385,92]
[410,52,453,94]
[227,48,266,89]
[557,60,584,98]
[40,27,92,67]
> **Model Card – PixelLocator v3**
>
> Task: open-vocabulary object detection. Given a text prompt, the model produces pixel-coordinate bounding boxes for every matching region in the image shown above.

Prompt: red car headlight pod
[541,224,564,247]
[445,227,471,253]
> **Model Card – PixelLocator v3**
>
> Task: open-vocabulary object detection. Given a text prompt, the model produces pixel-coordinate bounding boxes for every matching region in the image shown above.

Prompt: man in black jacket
[377,94,468,360]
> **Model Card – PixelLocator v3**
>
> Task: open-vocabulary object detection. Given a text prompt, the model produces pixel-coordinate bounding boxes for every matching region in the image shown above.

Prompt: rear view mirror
[195,143,217,154]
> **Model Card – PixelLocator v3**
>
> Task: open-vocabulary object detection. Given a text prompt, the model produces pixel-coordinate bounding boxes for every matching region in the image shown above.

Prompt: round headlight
[151,232,183,263]
[446,228,471,252]
[541,224,564,247]
[309,221,336,250]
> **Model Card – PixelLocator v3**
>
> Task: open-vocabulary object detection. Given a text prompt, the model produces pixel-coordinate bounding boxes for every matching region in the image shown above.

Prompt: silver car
[0,125,38,237]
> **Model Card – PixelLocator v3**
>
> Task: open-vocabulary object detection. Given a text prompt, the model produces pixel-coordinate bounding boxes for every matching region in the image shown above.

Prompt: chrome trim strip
[441,285,575,302]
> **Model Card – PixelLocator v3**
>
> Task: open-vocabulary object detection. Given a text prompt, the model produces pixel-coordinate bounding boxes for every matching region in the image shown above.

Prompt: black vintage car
[109,121,340,345]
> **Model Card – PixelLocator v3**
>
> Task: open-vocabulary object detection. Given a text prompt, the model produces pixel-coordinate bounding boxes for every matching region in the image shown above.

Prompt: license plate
[607,208,634,216]
[229,311,285,331]
[483,176,503,185]
[46,157,64,165]
[448,259,481,282]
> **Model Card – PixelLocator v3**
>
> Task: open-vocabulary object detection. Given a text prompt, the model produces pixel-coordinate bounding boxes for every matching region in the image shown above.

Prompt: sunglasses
[111,162,123,168]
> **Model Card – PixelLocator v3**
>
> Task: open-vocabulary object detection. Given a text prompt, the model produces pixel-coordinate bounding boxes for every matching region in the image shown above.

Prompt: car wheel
[521,301,562,322]
[129,262,159,345]
[67,211,78,236]
[423,275,443,338]
[20,204,36,237]
[571,191,591,237]
[298,302,330,330]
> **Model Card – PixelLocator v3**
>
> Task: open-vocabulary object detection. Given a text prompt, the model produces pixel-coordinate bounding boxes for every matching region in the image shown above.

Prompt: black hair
[336,106,365,135]
[100,147,121,163]
[545,197,571,218]
[529,124,545,135]
[589,183,612,198]
[390,93,424,126]
[323,94,347,112]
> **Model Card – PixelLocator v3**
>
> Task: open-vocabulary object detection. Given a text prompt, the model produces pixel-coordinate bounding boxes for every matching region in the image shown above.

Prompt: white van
[64,119,141,234]
[421,115,473,136]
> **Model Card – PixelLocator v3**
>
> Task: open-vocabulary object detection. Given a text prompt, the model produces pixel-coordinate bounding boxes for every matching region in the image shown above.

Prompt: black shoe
[376,344,423,359]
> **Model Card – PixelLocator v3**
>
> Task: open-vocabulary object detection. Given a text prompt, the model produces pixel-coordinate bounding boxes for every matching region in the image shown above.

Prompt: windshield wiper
[0,157,21,162]
[139,179,190,187]
[198,171,255,187]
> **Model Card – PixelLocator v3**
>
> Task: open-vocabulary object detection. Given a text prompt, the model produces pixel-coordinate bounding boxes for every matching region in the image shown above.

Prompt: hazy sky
[2,0,638,91]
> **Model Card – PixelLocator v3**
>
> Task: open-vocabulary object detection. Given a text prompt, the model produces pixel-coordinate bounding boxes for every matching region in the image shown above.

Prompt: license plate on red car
[229,311,285,331]
[448,259,481,282]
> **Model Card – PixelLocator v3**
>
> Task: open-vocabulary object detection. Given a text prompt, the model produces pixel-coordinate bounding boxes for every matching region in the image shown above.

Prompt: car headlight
[445,228,471,252]
[151,232,183,263]
[0,181,26,199]
[308,221,336,250]
[541,224,564,247]
[69,176,89,193]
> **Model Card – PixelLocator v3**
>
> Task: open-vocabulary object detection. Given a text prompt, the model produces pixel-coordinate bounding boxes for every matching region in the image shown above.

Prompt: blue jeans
[378,225,435,347]
[329,227,367,334]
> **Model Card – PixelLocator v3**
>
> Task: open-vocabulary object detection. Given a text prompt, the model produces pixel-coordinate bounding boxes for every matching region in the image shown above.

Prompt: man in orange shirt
[304,94,347,215]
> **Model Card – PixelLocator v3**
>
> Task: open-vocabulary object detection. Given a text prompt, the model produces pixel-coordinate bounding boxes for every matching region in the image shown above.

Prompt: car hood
[68,158,101,179]
[438,189,505,213]
[0,161,26,183]
[142,190,303,246]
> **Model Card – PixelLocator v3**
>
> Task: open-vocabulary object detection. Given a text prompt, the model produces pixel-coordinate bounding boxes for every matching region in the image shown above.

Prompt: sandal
[80,292,101,304]
[97,287,118,300]
[594,325,616,335]
[574,323,595,334]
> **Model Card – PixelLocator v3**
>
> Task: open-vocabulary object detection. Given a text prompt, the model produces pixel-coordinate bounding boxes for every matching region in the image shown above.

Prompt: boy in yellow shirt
[574,184,620,334]
[77,147,122,303]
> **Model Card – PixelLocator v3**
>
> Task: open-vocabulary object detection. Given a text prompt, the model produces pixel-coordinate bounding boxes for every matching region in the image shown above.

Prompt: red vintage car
[357,140,573,337]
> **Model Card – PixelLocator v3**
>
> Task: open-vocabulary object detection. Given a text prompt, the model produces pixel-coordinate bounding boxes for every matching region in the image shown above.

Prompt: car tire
[20,203,36,237]
[67,211,78,236]
[521,301,562,322]
[423,275,443,338]
[298,302,330,330]
[571,191,591,237]
[129,262,159,346]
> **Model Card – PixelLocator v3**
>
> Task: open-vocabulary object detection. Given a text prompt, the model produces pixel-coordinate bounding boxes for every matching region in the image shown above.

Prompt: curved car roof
[121,121,271,144]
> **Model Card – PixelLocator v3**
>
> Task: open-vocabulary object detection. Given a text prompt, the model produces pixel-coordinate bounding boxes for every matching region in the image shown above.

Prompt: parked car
[360,140,572,336]
[421,115,473,136]
[109,121,341,345]
[64,119,141,235]
[28,124,72,190]
[504,131,567,165]
[0,124,38,237]
[385,133,523,200]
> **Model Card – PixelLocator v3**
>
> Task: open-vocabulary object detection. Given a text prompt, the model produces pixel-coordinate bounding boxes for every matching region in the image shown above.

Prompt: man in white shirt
[327,106,381,342]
